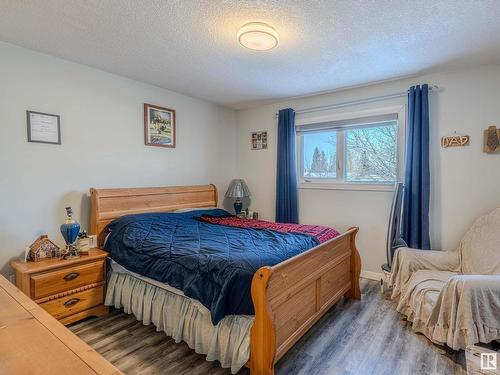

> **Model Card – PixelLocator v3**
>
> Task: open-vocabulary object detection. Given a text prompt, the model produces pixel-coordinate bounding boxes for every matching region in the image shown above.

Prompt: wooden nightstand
[11,248,109,325]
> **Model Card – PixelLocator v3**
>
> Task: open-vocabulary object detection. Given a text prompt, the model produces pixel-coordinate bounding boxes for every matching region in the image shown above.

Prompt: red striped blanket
[199,215,340,244]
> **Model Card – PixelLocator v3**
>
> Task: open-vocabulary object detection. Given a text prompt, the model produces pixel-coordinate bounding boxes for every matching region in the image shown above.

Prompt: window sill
[298,182,394,192]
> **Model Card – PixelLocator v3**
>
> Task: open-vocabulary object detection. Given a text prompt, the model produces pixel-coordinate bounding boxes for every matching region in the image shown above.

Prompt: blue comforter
[104,209,318,324]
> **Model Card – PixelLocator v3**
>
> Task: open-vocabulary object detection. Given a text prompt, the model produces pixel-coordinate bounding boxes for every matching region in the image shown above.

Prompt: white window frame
[296,105,406,192]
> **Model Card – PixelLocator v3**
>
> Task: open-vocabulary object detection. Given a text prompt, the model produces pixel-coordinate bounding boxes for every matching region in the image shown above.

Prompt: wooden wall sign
[483,126,500,153]
[441,135,470,148]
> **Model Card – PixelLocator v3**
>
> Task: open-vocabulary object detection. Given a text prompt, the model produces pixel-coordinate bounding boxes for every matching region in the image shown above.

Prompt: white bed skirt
[105,271,253,373]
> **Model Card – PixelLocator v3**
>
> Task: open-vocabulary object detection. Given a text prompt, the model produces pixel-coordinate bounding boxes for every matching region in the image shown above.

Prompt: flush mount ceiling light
[237,22,279,51]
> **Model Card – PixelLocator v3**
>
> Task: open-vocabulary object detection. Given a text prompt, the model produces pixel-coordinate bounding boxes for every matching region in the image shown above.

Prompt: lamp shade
[225,179,251,198]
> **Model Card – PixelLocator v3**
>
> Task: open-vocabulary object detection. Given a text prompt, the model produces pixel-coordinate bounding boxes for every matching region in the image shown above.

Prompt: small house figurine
[27,235,60,262]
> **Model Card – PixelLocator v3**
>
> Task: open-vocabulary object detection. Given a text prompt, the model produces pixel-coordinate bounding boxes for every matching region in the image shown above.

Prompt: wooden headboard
[89,184,218,246]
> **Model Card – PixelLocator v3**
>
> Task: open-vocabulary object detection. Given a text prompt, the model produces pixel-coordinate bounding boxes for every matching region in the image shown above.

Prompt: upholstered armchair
[389,206,500,350]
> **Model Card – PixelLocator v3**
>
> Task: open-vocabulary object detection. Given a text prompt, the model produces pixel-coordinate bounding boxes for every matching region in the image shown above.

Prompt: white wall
[236,64,500,276]
[0,43,237,276]
[2,41,499,280]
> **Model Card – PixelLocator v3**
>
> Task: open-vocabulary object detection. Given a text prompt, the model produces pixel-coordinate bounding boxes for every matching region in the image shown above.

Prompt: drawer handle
[63,272,80,281]
[64,298,81,308]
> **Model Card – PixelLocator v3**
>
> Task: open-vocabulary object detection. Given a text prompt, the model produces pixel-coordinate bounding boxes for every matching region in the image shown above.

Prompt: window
[344,122,398,182]
[303,130,337,179]
[297,108,404,189]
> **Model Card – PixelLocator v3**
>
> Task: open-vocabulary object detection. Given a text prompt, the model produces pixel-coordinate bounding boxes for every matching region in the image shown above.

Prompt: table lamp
[225,179,251,215]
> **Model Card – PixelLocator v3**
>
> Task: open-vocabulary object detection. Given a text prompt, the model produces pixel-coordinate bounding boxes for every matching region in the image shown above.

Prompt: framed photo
[251,131,268,150]
[27,111,61,145]
[144,103,176,148]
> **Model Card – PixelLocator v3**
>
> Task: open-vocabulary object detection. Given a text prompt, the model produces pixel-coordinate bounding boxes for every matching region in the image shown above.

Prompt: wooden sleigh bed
[90,184,361,375]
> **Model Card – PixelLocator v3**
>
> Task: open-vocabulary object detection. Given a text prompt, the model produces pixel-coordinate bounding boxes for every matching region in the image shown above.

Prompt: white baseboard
[360,270,383,281]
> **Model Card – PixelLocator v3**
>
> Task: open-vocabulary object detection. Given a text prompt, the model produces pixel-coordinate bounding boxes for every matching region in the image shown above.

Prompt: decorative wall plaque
[441,134,470,148]
[483,126,500,153]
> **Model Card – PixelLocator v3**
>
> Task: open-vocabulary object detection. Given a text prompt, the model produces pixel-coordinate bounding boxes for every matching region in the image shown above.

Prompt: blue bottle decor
[60,206,81,258]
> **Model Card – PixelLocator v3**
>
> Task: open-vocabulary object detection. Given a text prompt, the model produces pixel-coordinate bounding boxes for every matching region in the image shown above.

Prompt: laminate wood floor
[70,279,466,375]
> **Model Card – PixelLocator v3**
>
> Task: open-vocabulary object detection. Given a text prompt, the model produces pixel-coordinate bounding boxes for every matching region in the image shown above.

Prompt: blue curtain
[275,108,299,223]
[402,84,431,249]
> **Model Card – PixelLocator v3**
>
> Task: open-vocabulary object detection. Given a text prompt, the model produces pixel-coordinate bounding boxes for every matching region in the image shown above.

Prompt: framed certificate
[27,111,61,145]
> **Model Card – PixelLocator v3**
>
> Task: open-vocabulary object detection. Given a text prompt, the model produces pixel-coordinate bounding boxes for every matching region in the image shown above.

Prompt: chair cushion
[429,275,500,349]
[396,270,458,331]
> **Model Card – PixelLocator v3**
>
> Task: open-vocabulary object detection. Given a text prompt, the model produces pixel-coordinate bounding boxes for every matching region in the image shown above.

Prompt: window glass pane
[303,131,337,178]
[345,121,398,182]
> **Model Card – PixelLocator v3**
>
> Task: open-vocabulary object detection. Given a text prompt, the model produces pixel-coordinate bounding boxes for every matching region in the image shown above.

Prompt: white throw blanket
[429,275,500,349]
[390,206,500,349]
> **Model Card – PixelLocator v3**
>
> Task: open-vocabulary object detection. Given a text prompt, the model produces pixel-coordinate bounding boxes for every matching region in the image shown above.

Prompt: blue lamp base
[233,199,243,215]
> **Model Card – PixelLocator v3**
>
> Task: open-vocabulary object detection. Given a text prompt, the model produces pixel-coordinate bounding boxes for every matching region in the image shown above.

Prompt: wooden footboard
[250,227,361,375]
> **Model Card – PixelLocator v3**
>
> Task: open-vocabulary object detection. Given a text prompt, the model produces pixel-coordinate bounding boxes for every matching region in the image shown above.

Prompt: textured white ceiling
[1,0,500,108]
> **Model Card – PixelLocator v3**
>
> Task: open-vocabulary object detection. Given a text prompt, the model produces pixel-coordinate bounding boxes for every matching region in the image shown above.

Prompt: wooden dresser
[10,249,108,325]
[0,274,121,374]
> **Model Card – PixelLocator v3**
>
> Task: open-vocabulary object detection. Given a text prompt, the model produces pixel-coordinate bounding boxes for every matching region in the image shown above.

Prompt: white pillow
[173,207,217,213]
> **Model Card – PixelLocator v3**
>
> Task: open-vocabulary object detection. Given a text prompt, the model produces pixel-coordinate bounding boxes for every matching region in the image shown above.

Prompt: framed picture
[144,103,176,148]
[27,111,61,145]
[251,131,268,150]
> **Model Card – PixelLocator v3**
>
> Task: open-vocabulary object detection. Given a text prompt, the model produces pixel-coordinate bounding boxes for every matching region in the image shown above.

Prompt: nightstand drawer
[39,285,104,320]
[31,260,105,299]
